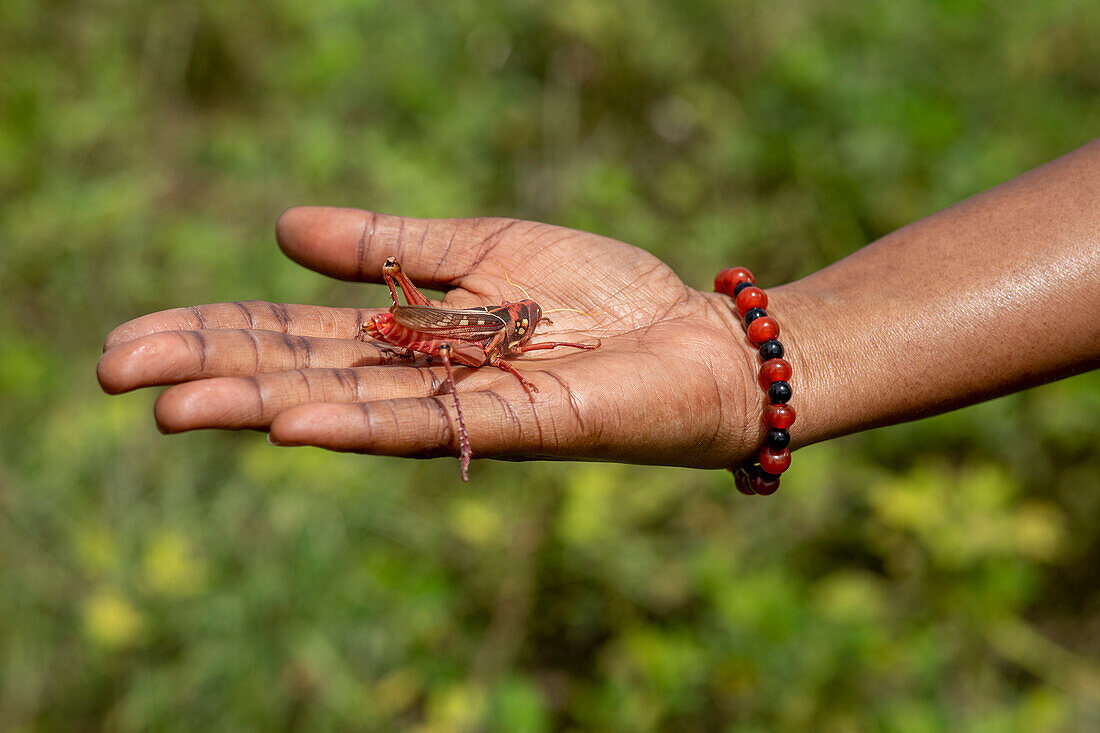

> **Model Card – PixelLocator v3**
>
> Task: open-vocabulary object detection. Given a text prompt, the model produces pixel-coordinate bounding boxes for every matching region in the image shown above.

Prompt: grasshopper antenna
[545,306,600,316]
[541,306,610,326]
[492,261,534,301]
[491,262,608,322]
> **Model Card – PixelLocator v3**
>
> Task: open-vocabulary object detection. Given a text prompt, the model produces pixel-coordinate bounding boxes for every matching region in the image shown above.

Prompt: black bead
[732,281,754,297]
[758,339,784,360]
[768,381,792,403]
[766,428,790,450]
[744,307,767,325]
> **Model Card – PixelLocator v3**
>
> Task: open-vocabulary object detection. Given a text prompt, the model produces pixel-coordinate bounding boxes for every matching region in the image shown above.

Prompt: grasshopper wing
[392,305,507,340]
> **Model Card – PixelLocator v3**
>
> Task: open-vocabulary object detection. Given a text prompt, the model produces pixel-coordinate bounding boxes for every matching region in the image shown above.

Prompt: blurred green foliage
[1,0,1098,730]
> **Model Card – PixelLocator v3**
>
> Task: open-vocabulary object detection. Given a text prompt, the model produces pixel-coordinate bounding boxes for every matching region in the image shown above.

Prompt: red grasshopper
[359,256,600,480]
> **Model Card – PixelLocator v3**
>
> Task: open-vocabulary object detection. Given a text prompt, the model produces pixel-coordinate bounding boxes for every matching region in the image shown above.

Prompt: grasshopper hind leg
[382,256,432,307]
[489,356,538,394]
[437,343,472,481]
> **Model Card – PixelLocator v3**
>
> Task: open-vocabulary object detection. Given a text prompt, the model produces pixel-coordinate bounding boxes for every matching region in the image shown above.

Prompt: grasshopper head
[506,300,541,350]
[526,301,542,330]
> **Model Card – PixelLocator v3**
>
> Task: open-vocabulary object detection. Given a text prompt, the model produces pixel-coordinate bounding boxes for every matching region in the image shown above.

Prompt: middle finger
[97,328,411,393]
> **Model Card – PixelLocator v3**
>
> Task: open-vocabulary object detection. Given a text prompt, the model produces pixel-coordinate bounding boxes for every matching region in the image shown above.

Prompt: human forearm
[772,138,1100,449]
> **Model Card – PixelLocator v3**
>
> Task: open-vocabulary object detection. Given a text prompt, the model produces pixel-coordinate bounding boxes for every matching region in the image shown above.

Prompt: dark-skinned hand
[97,207,767,470]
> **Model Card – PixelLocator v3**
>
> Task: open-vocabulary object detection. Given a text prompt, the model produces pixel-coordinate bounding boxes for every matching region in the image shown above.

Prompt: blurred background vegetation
[2,0,1098,730]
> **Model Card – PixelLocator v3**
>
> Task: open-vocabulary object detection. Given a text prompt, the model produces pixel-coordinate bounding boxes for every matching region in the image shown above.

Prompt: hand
[97,207,764,469]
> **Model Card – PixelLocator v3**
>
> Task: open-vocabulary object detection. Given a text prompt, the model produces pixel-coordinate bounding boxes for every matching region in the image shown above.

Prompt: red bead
[758,358,792,389]
[714,267,755,295]
[763,404,796,429]
[746,316,779,345]
[758,447,791,474]
[749,468,781,495]
[732,468,756,495]
[735,286,768,316]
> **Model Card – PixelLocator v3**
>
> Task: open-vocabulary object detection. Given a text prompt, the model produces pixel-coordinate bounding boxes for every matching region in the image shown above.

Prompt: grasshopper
[359,257,599,480]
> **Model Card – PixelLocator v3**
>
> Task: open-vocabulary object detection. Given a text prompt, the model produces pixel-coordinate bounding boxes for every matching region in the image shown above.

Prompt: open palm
[98,207,762,472]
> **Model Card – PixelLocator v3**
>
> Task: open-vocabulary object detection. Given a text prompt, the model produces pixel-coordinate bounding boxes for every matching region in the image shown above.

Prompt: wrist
[699,290,773,465]
[758,285,826,451]
[765,280,885,451]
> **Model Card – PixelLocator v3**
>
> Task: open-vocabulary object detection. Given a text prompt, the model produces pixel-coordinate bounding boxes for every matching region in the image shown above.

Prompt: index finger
[275,206,528,287]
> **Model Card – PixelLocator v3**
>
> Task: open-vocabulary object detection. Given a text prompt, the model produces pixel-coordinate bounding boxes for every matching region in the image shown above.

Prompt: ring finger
[154,366,445,432]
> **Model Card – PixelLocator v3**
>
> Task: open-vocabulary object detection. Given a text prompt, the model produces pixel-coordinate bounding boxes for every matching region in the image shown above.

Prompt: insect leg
[489,356,538,394]
[379,345,418,362]
[382,274,402,307]
[514,339,601,353]
[437,343,472,481]
[383,256,432,307]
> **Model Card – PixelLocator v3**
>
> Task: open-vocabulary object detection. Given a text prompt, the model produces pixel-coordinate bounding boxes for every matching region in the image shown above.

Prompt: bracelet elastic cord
[715,267,795,496]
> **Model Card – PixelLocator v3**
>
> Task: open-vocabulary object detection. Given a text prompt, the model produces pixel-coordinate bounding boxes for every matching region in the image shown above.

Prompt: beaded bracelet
[715,267,795,496]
